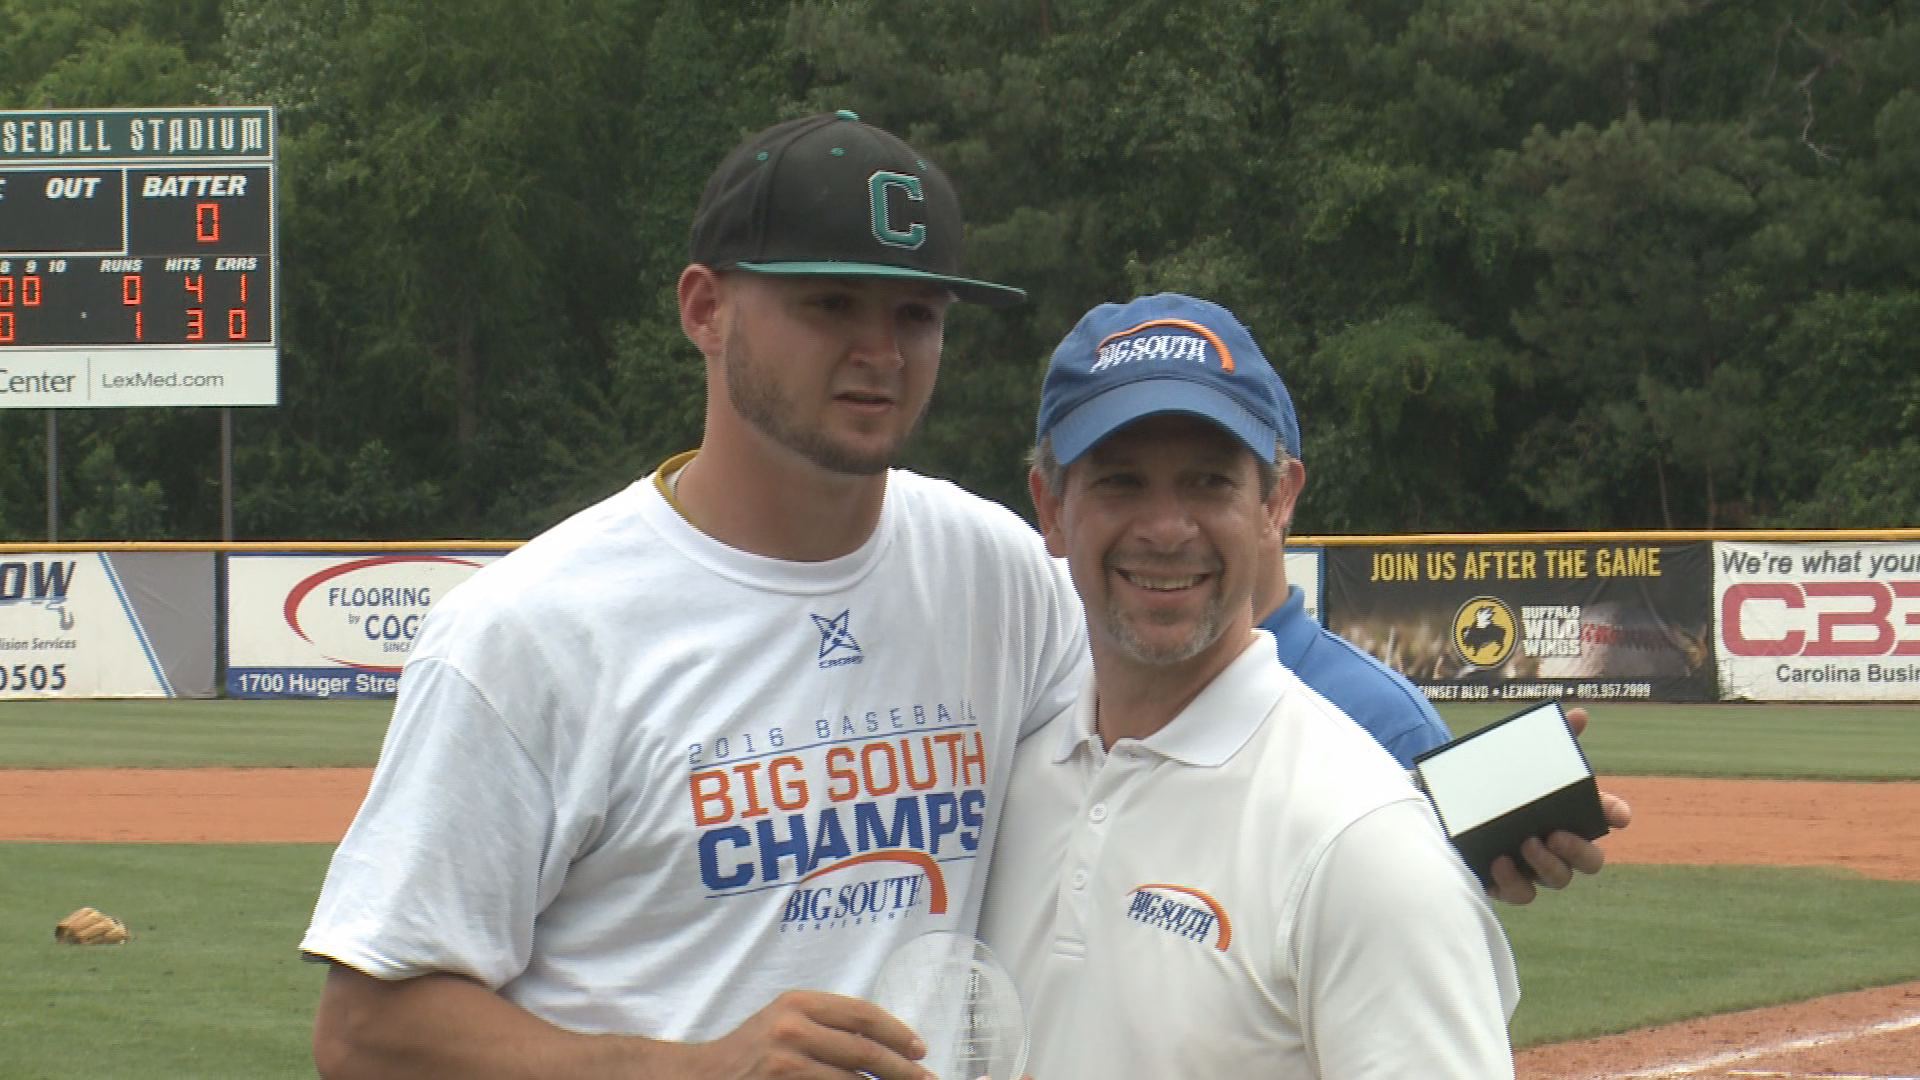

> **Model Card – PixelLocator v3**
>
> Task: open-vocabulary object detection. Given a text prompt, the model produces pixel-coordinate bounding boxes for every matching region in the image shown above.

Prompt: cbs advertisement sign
[226,551,502,698]
[1715,541,1920,701]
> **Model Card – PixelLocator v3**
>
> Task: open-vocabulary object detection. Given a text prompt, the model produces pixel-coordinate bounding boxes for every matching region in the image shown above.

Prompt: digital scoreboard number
[0,107,278,407]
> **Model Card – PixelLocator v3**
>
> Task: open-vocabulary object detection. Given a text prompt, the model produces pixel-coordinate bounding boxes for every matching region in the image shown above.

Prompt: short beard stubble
[723,311,926,477]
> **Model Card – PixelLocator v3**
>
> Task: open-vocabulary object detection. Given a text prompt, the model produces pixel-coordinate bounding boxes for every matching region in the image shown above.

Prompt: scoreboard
[0,107,278,407]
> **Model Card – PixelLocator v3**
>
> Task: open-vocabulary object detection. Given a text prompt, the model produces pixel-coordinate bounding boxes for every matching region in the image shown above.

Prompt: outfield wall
[2,531,1915,702]
[0,542,509,701]
[1323,538,1713,705]
[1713,539,1920,701]
[0,550,216,698]
[224,550,508,698]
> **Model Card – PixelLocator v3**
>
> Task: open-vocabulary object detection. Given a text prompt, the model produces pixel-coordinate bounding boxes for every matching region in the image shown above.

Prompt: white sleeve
[300,656,561,988]
[1292,799,1520,1078]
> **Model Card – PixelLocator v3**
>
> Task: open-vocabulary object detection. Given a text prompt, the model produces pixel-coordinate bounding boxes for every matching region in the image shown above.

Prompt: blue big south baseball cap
[1035,292,1301,466]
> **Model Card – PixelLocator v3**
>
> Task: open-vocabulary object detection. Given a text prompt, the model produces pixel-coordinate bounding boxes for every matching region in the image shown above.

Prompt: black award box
[1412,700,1611,886]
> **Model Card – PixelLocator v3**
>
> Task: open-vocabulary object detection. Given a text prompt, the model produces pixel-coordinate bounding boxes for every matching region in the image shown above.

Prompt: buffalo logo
[813,610,864,669]
[1453,596,1518,668]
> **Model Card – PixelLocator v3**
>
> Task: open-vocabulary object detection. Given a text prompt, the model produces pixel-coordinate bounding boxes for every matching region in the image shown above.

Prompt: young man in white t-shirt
[301,110,1084,1080]
[980,293,1519,1077]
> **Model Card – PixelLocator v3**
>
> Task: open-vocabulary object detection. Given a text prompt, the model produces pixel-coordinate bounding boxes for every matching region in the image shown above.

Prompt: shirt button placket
[1064,751,1128,921]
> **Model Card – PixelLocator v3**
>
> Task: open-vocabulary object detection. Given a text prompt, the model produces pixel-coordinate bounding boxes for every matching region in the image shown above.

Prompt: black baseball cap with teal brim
[688,110,1026,307]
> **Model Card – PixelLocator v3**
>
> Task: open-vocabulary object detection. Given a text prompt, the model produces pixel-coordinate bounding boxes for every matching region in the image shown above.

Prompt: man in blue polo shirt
[1255,563,1453,768]
[1249,385,1630,900]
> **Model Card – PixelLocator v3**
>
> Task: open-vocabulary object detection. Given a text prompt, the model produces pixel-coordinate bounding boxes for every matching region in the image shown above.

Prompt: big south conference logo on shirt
[1125,884,1233,952]
[688,699,988,931]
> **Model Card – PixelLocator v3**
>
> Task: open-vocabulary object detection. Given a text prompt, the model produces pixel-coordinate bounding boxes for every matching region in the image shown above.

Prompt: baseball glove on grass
[54,906,130,945]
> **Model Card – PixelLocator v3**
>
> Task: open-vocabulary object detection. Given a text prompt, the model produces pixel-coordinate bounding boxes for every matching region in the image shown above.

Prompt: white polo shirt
[978,631,1518,1079]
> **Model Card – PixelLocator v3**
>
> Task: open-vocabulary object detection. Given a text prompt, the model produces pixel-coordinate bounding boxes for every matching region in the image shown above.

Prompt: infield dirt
[4,769,1917,1078]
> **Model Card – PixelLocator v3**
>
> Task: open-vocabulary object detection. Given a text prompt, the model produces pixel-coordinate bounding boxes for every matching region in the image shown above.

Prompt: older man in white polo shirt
[979,293,1518,1078]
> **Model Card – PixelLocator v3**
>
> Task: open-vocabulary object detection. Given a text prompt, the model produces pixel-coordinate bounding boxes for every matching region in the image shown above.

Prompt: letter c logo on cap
[869,171,926,250]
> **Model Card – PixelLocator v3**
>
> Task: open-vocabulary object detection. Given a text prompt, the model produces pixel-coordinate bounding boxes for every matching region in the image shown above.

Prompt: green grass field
[2,698,1918,1075]
[0,845,330,1079]
[0,698,392,767]
[1444,700,1920,780]
[6,697,1917,777]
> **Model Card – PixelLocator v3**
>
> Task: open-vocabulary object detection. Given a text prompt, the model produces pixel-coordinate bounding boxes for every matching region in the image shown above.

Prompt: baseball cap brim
[1048,376,1282,466]
[733,259,1027,308]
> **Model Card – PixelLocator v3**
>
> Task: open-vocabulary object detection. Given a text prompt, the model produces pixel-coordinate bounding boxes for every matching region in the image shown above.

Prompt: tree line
[1,0,1914,541]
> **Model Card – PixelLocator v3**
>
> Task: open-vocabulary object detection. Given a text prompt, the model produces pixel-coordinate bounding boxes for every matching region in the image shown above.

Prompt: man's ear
[678,264,725,356]
[1029,466,1068,558]
[1268,457,1306,538]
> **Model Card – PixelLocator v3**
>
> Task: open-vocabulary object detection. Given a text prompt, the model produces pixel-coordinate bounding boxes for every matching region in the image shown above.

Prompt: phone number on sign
[2,662,69,692]
[1575,681,1651,699]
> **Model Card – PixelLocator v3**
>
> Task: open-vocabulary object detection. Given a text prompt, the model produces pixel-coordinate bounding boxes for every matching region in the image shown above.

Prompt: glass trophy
[868,930,1028,1080]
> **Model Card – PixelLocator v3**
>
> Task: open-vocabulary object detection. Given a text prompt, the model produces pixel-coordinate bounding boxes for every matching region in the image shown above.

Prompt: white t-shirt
[979,632,1519,1079]
[301,469,1088,1039]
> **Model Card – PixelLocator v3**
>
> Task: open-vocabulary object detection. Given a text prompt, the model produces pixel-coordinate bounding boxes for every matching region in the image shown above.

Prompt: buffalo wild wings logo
[1453,595,1518,668]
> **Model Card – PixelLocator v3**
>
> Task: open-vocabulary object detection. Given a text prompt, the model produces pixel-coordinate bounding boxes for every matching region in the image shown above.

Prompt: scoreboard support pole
[45,410,58,541]
[215,409,232,693]
[221,407,233,542]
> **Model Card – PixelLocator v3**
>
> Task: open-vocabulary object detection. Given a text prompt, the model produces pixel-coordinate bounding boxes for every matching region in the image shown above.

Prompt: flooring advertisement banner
[226,551,502,698]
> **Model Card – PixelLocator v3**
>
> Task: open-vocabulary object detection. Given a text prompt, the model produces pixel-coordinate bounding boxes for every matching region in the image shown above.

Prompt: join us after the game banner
[1323,541,1714,704]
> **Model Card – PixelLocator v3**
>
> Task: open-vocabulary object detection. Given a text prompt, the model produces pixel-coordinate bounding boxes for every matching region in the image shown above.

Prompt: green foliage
[0,0,1913,537]
[209,0,664,536]
[786,0,1309,517]
[572,0,796,520]
[233,435,444,539]
[0,414,51,537]
[0,0,224,106]
[66,439,169,538]
[1494,111,1783,526]
[1761,288,1920,526]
